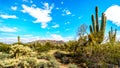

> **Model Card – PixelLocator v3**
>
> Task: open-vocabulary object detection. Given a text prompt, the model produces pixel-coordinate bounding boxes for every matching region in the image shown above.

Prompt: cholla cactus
[9,44,33,58]
[19,57,38,68]
[0,58,20,67]
[109,27,117,43]
[88,6,107,44]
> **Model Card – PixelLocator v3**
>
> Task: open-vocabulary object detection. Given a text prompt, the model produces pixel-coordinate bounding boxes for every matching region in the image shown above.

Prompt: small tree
[77,24,88,46]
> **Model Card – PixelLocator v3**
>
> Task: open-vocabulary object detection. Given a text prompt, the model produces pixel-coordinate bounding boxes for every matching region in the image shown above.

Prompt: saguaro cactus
[88,6,107,44]
[109,27,117,43]
[18,36,20,43]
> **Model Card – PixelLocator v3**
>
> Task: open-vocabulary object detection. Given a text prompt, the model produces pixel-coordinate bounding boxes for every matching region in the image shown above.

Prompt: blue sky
[0,0,120,43]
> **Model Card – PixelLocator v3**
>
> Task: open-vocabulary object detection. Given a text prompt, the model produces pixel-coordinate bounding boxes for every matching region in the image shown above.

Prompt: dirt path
[47,50,69,68]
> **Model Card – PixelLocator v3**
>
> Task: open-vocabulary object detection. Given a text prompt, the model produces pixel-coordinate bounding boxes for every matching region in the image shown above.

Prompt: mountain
[27,40,65,45]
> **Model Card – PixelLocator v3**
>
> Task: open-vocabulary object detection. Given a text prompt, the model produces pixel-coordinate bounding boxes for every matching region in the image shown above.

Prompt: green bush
[37,60,59,68]
[77,42,120,66]
[34,42,52,52]
[0,43,10,53]
[68,63,78,68]
[38,53,55,60]
[54,51,64,59]
[45,60,59,68]
[61,56,70,64]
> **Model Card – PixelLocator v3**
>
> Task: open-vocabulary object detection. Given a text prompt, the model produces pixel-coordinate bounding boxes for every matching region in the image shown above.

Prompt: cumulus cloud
[0,14,17,19]
[0,26,18,32]
[21,3,54,28]
[52,24,59,28]
[11,6,17,11]
[105,5,120,26]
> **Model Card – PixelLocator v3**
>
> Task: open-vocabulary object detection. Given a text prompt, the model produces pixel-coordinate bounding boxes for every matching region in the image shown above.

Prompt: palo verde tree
[77,24,88,46]
[88,6,107,44]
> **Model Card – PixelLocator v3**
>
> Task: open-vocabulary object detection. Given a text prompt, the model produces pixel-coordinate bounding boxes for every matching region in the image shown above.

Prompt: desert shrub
[38,53,55,60]
[68,63,78,68]
[35,42,52,52]
[36,62,46,68]
[77,42,120,67]
[0,43,10,53]
[54,51,64,59]
[45,60,59,68]
[61,56,70,64]
[9,44,34,58]
[37,60,59,68]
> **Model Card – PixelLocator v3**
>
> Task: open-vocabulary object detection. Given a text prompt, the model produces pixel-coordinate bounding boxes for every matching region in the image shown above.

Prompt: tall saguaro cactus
[109,27,117,43]
[88,6,107,44]
[18,36,20,43]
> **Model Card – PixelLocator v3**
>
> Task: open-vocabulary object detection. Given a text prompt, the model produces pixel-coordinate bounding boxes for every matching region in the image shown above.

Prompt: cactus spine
[109,27,117,43]
[88,6,107,44]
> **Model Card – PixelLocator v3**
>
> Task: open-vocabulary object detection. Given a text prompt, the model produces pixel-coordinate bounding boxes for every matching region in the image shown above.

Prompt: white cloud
[61,2,64,4]
[21,3,54,28]
[0,37,18,44]
[23,34,33,37]
[62,9,71,16]
[52,24,59,28]
[0,14,17,19]
[65,28,70,31]
[31,4,36,7]
[65,22,70,25]
[30,0,33,3]
[64,36,74,41]
[0,26,18,32]
[11,6,17,11]
[66,10,71,15]
[56,7,59,10]
[51,34,64,41]
[78,16,82,19]
[105,5,120,26]
[116,31,120,41]
[0,36,41,44]
[0,34,74,43]
[50,34,74,41]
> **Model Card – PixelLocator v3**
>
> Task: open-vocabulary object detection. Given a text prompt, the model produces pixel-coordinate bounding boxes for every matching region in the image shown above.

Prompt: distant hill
[27,40,65,45]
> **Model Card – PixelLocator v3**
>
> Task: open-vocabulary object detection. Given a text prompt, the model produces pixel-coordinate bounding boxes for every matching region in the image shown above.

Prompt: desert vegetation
[0,6,120,68]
